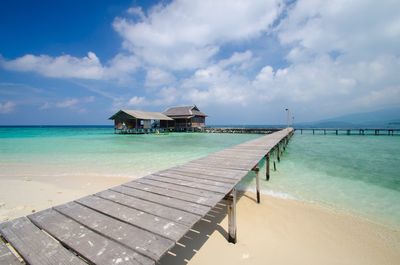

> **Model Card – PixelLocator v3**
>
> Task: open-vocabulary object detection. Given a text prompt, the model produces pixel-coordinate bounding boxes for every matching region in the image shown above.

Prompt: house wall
[191,116,206,128]
[170,116,206,129]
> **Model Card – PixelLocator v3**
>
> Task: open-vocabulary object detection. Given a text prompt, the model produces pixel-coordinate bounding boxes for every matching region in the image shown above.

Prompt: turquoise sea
[0,127,399,230]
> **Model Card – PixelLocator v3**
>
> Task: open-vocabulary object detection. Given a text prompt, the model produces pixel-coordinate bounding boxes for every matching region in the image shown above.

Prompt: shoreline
[161,191,400,265]
[256,188,400,232]
[2,173,399,232]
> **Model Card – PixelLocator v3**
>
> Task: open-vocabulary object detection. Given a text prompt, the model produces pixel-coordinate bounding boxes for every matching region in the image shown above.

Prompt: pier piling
[227,188,237,243]
[253,167,260,203]
[277,145,281,162]
[266,153,270,181]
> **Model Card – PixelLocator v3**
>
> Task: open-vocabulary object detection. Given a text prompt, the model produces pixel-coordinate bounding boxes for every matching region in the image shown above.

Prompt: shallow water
[0,127,399,230]
[0,127,259,178]
[240,132,400,230]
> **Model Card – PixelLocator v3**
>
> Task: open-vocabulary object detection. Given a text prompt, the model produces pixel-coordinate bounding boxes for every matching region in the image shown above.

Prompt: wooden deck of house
[0,128,294,265]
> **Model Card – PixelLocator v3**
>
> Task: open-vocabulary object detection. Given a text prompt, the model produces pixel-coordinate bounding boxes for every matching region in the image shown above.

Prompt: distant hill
[297,108,400,129]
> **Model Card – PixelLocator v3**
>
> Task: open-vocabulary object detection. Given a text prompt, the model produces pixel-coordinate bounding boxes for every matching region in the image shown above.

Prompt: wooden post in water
[227,188,237,243]
[324,129,326,135]
[273,161,276,171]
[266,153,270,181]
[301,129,303,134]
[336,130,338,135]
[277,144,281,162]
[253,167,260,203]
[313,129,315,135]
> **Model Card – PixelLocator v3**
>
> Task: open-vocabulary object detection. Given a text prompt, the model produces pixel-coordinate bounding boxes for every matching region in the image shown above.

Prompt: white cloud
[2,0,400,123]
[113,0,283,70]
[1,52,105,79]
[145,68,175,87]
[127,87,178,108]
[39,96,95,112]
[0,52,140,82]
[56,98,80,108]
[0,101,16,113]
[277,0,400,61]
[128,96,146,106]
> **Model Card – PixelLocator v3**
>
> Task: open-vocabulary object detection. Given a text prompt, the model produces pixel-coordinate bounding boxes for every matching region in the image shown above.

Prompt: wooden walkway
[0,128,294,265]
[298,128,399,135]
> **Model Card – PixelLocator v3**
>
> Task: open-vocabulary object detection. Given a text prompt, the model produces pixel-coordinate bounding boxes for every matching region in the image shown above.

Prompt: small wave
[261,189,298,200]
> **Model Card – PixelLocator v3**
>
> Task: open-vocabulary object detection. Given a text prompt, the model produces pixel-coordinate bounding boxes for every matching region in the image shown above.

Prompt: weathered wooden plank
[166,165,242,179]
[76,195,187,241]
[186,161,255,171]
[163,168,238,184]
[190,156,257,164]
[222,148,268,154]
[145,174,228,194]
[0,216,86,265]
[199,153,261,161]
[0,240,20,265]
[207,154,261,161]
[97,189,201,227]
[123,181,216,207]
[136,178,224,200]
[193,155,255,162]
[154,171,235,188]
[55,202,174,261]
[29,209,152,265]
[189,159,258,170]
[173,164,246,177]
[111,186,210,216]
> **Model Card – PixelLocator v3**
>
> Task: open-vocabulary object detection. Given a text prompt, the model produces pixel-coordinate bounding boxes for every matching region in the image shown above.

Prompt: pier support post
[266,153,270,181]
[227,188,237,243]
[313,129,315,135]
[273,161,276,171]
[252,167,260,203]
[301,129,303,134]
[336,130,338,135]
[277,145,281,162]
[324,129,326,135]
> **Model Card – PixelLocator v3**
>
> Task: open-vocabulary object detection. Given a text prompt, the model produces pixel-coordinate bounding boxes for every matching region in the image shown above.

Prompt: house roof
[109,109,173,121]
[163,105,207,119]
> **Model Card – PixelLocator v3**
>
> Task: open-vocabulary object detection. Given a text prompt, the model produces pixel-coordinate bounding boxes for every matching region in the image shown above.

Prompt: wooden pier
[0,128,294,265]
[297,128,399,135]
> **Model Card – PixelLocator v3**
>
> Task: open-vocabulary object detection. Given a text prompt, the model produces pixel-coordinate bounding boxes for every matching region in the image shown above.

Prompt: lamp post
[285,108,289,128]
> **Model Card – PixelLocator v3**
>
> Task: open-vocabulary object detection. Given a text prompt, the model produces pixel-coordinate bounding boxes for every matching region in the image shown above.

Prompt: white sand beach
[161,192,400,265]
[1,175,399,265]
[0,174,131,222]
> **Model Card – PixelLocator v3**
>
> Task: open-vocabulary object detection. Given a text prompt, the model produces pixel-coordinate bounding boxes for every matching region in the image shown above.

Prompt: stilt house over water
[109,109,173,134]
[163,105,208,131]
[109,105,207,133]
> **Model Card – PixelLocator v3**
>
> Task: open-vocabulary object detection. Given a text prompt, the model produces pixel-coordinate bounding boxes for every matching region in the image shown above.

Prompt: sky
[0,0,399,125]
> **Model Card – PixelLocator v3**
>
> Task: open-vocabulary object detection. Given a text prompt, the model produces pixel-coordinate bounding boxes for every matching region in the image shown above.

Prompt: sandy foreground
[0,174,132,221]
[0,176,399,265]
